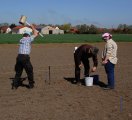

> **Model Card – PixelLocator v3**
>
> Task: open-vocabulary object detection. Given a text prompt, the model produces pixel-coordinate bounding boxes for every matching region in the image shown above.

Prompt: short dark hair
[23,33,30,37]
[92,47,99,55]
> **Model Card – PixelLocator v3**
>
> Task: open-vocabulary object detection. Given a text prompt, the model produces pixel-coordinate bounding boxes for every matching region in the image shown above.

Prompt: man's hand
[79,64,82,68]
[102,60,108,65]
[91,67,97,72]
[30,24,39,37]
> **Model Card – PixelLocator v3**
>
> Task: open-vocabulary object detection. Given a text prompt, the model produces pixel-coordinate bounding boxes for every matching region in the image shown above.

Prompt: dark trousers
[104,61,115,88]
[74,56,90,82]
[15,54,34,84]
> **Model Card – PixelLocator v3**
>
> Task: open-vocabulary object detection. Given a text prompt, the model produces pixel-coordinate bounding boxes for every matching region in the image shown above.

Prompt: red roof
[12,25,37,31]
[0,26,9,31]
[12,26,25,30]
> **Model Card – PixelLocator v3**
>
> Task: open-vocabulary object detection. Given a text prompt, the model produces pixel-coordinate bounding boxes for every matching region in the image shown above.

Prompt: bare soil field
[0,43,132,120]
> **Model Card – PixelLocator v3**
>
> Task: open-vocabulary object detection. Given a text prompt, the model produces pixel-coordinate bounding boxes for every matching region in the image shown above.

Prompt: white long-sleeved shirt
[18,35,35,55]
[102,39,118,64]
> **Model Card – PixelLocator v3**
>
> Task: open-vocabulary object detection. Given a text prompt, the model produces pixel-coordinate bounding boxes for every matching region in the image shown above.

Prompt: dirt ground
[0,43,132,120]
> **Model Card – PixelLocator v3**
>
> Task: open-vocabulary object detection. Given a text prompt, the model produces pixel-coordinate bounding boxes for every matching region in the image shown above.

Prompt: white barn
[12,26,32,34]
[41,26,64,35]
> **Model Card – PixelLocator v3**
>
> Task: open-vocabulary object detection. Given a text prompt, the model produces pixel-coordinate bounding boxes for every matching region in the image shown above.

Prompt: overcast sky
[0,0,132,28]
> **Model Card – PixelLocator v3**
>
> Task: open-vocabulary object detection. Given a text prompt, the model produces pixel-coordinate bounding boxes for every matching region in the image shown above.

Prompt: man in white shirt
[102,33,118,90]
[13,25,38,89]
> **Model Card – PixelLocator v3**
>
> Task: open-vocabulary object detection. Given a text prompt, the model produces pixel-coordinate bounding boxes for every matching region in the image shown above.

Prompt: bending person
[74,44,99,84]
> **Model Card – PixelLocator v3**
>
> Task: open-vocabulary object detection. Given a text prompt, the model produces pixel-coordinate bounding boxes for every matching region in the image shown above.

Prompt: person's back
[75,44,93,55]
[74,44,94,64]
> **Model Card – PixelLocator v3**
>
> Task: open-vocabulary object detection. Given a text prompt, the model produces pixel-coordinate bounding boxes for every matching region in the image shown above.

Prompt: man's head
[102,33,112,41]
[23,31,31,37]
[91,47,99,56]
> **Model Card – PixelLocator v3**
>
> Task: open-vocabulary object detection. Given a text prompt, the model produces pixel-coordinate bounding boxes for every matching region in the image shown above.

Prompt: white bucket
[85,77,93,86]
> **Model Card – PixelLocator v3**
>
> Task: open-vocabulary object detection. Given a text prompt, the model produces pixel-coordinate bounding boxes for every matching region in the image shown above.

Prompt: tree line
[1,23,132,34]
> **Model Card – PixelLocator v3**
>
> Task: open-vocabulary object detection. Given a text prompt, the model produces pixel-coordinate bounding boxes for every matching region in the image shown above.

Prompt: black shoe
[103,86,114,90]
[28,84,34,89]
[72,80,78,84]
[72,80,82,86]
[12,79,21,89]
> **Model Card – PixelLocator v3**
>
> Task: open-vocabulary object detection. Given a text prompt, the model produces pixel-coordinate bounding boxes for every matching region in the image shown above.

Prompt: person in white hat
[102,33,118,90]
[13,25,38,89]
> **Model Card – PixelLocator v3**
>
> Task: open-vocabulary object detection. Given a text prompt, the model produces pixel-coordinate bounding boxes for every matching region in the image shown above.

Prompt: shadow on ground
[64,75,107,87]
[9,77,29,89]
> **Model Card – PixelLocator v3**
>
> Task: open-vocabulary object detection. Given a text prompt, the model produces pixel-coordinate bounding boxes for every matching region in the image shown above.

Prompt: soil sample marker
[48,66,51,85]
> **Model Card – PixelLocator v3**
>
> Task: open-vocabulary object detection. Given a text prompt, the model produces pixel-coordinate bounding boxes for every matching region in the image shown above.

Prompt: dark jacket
[74,44,98,67]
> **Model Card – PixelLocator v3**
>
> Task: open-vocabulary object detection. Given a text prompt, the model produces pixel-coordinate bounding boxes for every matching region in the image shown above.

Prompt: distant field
[0,34,132,44]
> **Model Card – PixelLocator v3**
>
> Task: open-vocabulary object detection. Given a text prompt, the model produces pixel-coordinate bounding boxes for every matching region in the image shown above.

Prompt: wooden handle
[26,21,44,37]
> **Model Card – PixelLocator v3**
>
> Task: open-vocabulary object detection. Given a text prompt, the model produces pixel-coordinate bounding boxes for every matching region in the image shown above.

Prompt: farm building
[41,26,64,34]
[70,28,79,34]
[12,26,32,34]
[0,26,11,33]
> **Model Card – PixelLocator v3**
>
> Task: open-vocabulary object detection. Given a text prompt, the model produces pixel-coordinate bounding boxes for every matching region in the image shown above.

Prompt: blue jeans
[104,61,115,88]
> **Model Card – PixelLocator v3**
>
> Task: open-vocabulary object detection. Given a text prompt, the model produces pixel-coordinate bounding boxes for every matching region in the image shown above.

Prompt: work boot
[103,86,114,90]
[72,79,78,84]
[12,79,21,89]
[28,83,34,89]
[72,79,81,85]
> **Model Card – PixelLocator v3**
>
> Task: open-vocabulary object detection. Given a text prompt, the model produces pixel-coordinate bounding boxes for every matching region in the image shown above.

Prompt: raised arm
[30,24,39,38]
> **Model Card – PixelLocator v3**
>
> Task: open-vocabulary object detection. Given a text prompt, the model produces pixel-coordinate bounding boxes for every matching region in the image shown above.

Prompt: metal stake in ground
[120,96,123,112]
[49,66,51,85]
